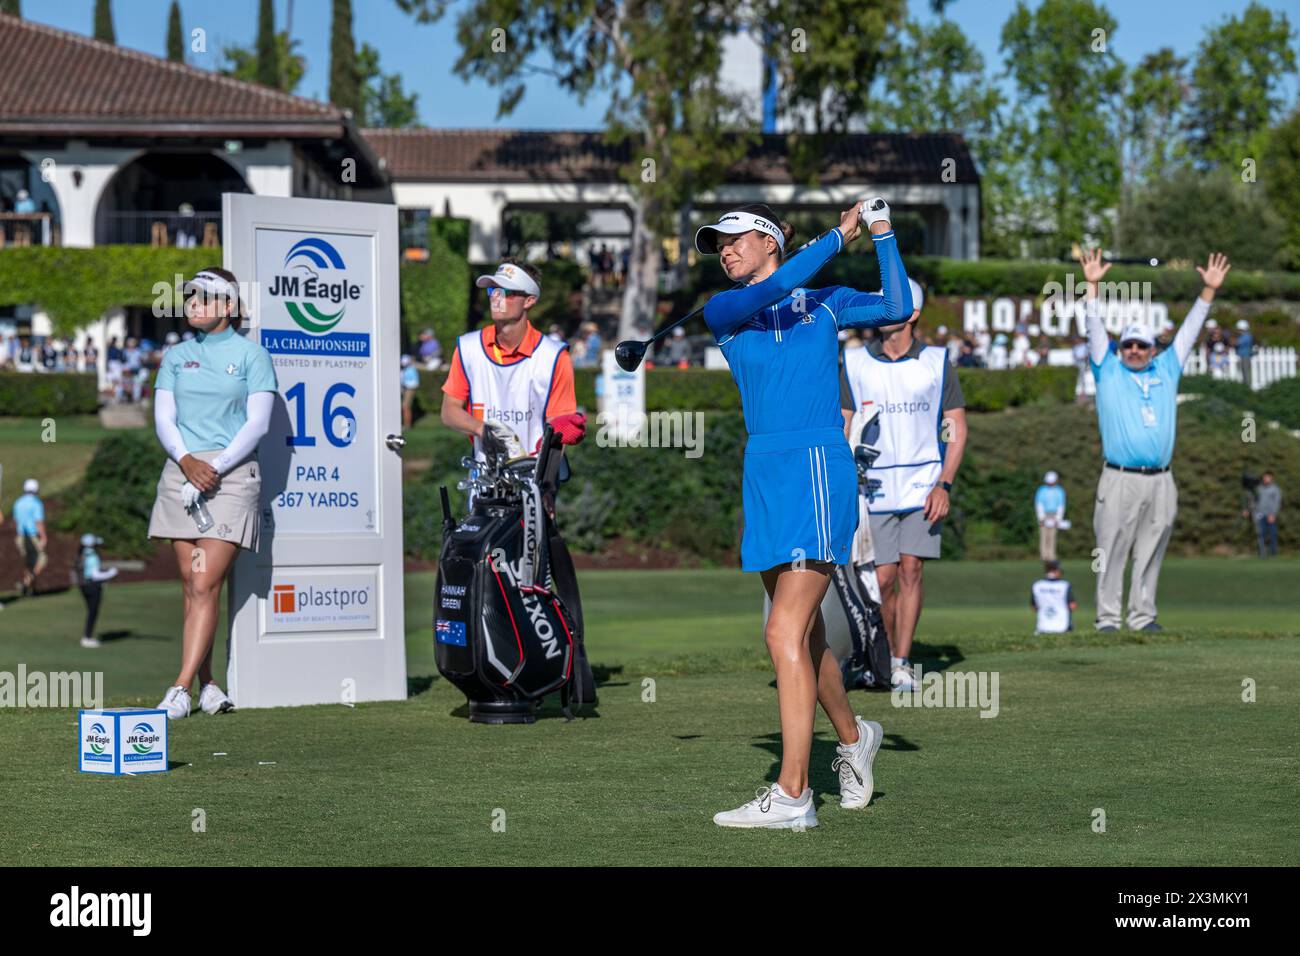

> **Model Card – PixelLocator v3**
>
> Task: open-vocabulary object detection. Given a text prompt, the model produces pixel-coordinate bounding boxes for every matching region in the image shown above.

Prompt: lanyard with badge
[1131,371,1158,428]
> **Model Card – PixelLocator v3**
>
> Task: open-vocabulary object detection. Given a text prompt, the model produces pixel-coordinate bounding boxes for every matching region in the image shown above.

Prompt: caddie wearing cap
[1076,248,1232,632]
[9,477,47,596]
[441,258,587,463]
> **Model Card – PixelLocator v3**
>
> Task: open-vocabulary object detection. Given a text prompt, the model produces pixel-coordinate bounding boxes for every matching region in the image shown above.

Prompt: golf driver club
[612,199,886,371]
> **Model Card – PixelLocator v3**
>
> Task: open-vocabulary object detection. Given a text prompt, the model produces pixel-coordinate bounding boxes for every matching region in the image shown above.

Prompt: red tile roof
[0,11,344,136]
[362,128,981,185]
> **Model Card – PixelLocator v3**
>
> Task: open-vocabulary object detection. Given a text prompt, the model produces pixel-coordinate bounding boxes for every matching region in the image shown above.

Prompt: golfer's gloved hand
[483,421,526,460]
[547,412,587,447]
[859,196,892,229]
[179,480,202,510]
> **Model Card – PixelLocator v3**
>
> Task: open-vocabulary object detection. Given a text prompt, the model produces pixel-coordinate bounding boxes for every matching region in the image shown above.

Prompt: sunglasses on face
[1120,341,1151,351]
[487,287,528,299]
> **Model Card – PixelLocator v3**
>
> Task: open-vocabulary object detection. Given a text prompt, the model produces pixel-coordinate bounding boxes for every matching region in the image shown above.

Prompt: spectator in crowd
[1072,334,1091,404]
[1209,338,1230,376]
[122,337,144,402]
[667,325,691,368]
[619,246,630,288]
[1078,247,1230,632]
[106,336,124,397]
[942,326,963,366]
[956,338,978,368]
[1246,471,1281,558]
[1203,319,1224,347]
[583,322,601,367]
[9,478,47,596]
[40,339,57,371]
[1034,470,1067,561]
[14,336,35,372]
[14,188,36,214]
[974,328,991,365]
[1234,319,1255,389]
[75,533,118,648]
[161,331,180,356]
[1030,561,1077,635]
[417,328,442,369]
[82,339,99,377]
[62,344,78,372]
[400,354,420,429]
[988,332,1009,369]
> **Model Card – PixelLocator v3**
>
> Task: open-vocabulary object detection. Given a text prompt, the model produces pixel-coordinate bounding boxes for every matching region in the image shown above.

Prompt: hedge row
[411,364,1078,417]
[0,372,98,416]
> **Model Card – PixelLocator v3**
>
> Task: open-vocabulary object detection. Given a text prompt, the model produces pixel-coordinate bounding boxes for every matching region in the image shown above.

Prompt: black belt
[1105,462,1169,475]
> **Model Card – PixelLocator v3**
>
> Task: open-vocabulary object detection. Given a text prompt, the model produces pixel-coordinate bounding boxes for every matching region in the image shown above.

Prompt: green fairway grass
[0,559,1296,865]
[0,416,105,504]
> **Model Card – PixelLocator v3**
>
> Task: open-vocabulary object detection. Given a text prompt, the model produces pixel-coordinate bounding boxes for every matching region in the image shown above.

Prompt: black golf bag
[434,425,597,723]
[839,404,893,690]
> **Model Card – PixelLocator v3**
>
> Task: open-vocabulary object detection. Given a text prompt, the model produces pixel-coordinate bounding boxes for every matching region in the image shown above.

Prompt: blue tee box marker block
[78,708,169,775]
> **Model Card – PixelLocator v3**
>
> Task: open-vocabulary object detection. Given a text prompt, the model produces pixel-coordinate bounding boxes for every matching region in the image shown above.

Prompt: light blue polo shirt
[155,326,278,452]
[402,365,420,389]
[1034,484,1066,514]
[12,493,44,535]
[82,550,101,580]
[1092,344,1181,468]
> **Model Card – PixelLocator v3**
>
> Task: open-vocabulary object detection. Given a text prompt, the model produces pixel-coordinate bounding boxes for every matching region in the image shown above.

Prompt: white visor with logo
[695,211,784,255]
[475,263,541,298]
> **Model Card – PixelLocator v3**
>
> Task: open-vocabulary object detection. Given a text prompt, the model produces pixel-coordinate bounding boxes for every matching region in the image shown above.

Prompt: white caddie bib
[1032,578,1072,633]
[843,345,946,513]
[458,328,566,463]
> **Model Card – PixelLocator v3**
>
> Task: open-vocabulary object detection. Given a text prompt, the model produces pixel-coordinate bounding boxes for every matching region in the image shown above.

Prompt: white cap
[475,262,540,298]
[400,354,412,367]
[672,326,686,337]
[1235,320,1249,331]
[872,278,924,314]
[164,331,180,344]
[80,533,102,548]
[23,478,39,493]
[1205,319,1218,328]
[1044,471,1059,484]
[937,325,948,336]
[695,208,784,255]
[184,269,239,302]
[1119,324,1155,346]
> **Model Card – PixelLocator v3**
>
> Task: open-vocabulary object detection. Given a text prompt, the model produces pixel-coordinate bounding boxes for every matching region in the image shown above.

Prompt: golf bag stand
[434,425,594,724]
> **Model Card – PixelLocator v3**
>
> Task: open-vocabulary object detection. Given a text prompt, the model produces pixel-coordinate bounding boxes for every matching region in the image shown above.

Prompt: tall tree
[357,43,419,127]
[1115,48,1187,255]
[222,33,305,93]
[1186,2,1297,168]
[330,0,362,114]
[397,0,758,339]
[0,0,21,18]
[255,0,279,88]
[1000,0,1125,255]
[166,1,184,63]
[1262,108,1300,270]
[93,0,115,44]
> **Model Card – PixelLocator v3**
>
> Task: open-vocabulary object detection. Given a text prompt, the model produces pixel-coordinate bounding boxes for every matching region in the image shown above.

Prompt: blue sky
[21,0,1299,128]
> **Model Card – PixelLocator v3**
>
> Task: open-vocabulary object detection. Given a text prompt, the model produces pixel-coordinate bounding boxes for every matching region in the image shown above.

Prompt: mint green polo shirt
[155,327,278,452]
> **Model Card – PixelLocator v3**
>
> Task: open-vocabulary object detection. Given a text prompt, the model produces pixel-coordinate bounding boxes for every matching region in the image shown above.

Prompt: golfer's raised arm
[831,231,915,328]
[703,227,845,339]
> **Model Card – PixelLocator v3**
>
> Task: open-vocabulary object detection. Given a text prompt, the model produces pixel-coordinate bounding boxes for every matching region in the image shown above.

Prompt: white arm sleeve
[1172,297,1211,367]
[1085,298,1109,366]
[90,567,119,582]
[212,391,275,474]
[153,389,190,463]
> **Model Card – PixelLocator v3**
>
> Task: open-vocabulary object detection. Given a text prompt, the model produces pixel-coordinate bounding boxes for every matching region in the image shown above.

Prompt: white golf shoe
[158,685,191,720]
[80,636,101,648]
[833,716,883,809]
[891,664,919,691]
[713,783,818,830]
[198,682,235,715]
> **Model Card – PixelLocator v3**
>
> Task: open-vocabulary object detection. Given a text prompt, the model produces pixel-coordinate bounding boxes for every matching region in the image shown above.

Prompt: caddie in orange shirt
[441,258,587,462]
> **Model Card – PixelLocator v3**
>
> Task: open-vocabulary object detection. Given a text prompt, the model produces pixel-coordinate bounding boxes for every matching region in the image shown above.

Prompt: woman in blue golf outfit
[148,267,278,720]
[702,199,914,829]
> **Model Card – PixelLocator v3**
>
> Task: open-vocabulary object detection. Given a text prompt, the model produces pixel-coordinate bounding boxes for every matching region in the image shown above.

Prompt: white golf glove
[859,196,892,228]
[180,480,202,510]
[483,421,526,461]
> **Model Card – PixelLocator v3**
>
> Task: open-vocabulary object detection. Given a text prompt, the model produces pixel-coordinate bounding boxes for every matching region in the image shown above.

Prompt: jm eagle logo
[269,237,362,334]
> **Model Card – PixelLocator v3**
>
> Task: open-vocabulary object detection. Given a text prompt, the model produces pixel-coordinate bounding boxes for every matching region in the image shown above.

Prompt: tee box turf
[78,708,169,775]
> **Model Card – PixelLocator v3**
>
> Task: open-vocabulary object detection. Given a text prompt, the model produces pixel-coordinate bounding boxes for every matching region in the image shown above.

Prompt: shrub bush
[54,430,166,558]
[0,372,98,416]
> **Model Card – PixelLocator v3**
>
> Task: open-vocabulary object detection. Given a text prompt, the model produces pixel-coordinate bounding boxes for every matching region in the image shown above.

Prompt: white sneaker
[80,636,102,648]
[713,783,818,830]
[158,685,191,720]
[198,682,235,715]
[833,716,883,809]
[891,664,919,691]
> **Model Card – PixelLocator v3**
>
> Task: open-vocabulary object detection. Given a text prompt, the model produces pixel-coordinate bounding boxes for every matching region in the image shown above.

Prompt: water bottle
[190,494,214,533]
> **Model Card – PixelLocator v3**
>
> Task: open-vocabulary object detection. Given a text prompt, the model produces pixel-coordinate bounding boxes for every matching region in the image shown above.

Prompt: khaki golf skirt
[148,449,262,550]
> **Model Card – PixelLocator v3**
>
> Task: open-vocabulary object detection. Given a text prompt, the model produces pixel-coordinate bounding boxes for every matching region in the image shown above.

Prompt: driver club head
[614,339,647,371]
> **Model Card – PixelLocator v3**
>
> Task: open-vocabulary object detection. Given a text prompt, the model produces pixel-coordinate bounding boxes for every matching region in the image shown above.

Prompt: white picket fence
[1068,345,1296,397]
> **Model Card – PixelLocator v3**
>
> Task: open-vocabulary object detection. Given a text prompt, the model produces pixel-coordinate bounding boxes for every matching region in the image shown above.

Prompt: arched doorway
[95,151,251,246]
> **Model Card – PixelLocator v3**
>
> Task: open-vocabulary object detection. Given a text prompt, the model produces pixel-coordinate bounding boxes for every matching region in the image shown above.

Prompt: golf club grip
[645,228,838,344]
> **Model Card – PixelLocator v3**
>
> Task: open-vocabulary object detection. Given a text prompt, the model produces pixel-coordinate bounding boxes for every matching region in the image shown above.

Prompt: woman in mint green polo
[148,267,278,720]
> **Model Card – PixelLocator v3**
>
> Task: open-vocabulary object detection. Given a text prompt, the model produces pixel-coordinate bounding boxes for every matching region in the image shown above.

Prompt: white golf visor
[1119,324,1155,346]
[183,270,239,301]
[695,210,785,255]
[475,262,541,298]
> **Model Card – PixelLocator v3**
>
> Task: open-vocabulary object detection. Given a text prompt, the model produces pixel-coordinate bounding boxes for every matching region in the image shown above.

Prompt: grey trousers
[1039,523,1058,561]
[1093,468,1178,629]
